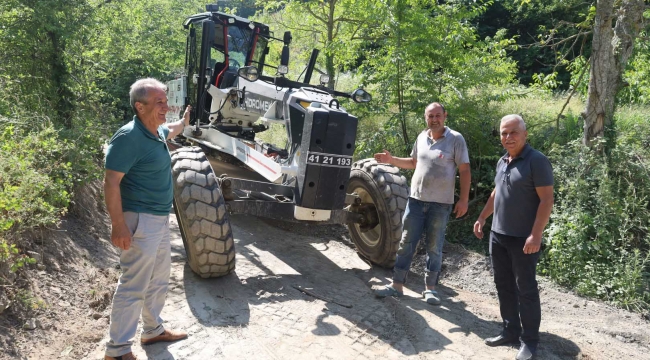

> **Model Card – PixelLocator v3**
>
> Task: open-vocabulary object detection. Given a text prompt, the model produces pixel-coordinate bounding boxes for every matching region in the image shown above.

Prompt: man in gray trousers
[104,78,191,360]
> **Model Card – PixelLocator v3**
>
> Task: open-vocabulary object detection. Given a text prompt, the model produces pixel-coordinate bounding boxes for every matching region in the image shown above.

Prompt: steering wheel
[229,58,241,69]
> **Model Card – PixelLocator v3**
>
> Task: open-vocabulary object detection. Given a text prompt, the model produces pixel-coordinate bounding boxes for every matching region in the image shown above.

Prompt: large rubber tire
[171,147,235,278]
[346,159,409,268]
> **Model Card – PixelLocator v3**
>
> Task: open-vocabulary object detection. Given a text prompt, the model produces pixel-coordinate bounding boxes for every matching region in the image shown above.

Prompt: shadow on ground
[174,214,584,357]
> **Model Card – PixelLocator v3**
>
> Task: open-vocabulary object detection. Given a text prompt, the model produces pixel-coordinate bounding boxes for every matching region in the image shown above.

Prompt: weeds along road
[84,213,650,360]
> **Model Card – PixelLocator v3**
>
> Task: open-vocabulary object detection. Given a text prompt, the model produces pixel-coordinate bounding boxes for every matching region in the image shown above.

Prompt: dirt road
[75,213,650,360]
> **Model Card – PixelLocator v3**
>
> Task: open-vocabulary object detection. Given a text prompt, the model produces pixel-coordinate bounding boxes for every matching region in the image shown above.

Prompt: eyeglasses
[501,166,510,187]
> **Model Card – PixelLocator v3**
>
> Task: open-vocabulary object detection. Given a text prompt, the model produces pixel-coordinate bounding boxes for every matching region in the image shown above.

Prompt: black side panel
[186,26,199,122]
[297,108,358,210]
[289,104,305,151]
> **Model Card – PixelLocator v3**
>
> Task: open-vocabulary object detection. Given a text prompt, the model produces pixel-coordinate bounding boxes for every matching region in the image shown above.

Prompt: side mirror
[351,89,372,103]
[283,31,292,45]
[238,66,259,82]
[278,31,291,75]
[279,45,290,74]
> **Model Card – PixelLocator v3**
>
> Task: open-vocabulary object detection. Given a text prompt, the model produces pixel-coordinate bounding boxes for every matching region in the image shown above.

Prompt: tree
[260,0,378,89]
[362,0,517,150]
[0,0,93,127]
[476,0,589,87]
[582,0,646,144]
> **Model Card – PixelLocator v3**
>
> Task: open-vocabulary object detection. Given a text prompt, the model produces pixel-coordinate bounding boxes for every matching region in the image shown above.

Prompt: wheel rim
[351,185,382,247]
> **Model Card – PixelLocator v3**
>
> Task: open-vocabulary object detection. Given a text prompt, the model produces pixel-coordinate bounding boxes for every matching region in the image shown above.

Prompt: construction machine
[166,5,409,278]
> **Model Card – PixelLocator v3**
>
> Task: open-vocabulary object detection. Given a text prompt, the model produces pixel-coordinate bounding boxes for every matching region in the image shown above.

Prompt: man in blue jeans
[373,102,471,305]
[104,78,192,360]
[473,115,554,360]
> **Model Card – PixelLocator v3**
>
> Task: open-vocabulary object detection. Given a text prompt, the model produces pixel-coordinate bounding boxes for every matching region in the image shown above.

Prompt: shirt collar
[426,126,450,142]
[133,115,165,142]
[500,143,532,163]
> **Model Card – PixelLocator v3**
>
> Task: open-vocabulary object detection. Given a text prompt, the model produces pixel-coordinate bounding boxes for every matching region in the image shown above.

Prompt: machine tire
[346,159,409,268]
[171,146,235,278]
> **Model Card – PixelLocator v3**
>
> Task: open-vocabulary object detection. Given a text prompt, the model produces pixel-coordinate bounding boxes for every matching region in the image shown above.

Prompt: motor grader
[165,5,409,278]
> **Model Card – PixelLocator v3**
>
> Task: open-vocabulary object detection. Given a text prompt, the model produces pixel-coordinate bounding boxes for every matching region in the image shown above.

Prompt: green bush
[0,115,104,233]
[543,138,650,311]
[0,239,35,275]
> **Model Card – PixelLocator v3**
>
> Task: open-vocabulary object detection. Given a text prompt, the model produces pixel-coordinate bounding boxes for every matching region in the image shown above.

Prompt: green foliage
[620,30,650,105]
[258,0,379,89]
[567,55,589,97]
[475,0,591,87]
[543,138,650,311]
[15,289,46,310]
[0,0,206,275]
[530,72,559,91]
[356,0,518,154]
[0,239,35,274]
[0,116,101,232]
[84,0,205,120]
[497,90,585,151]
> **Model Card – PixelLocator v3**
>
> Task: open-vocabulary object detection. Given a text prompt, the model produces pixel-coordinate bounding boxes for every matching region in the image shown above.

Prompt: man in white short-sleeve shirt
[373,102,471,305]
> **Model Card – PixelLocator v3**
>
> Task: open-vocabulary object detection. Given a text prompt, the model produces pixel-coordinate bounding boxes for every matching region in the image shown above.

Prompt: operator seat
[212,61,238,89]
[211,61,226,87]
[219,66,238,89]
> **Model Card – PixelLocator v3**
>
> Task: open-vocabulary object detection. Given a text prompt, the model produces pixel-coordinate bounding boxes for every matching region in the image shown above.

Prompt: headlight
[319,74,330,85]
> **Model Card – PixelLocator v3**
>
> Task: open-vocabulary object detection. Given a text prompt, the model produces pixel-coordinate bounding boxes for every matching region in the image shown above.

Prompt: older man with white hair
[103,78,191,360]
[473,114,554,360]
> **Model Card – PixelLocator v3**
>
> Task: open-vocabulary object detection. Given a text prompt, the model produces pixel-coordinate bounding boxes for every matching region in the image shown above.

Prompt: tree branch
[557,57,589,127]
[305,5,328,24]
[333,17,363,23]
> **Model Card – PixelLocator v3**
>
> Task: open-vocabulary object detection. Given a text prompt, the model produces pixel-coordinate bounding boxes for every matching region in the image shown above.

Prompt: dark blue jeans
[393,198,452,287]
[490,231,541,350]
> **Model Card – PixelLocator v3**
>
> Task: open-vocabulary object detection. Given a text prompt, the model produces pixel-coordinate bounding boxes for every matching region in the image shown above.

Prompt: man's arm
[104,169,132,250]
[453,162,471,218]
[473,188,496,239]
[166,105,192,139]
[374,149,417,170]
[523,185,554,254]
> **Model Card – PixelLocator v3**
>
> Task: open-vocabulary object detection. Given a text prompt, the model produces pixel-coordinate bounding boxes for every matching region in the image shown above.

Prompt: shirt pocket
[431,149,453,166]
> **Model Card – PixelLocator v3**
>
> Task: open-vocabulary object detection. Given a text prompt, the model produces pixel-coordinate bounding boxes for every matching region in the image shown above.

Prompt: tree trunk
[395,0,409,151]
[582,0,645,145]
[325,0,336,89]
[48,30,74,129]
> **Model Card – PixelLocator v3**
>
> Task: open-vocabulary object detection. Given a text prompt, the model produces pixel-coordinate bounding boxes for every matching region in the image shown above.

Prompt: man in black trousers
[473,114,554,360]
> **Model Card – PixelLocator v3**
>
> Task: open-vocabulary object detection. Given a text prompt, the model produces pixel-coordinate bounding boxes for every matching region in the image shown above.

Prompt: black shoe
[515,343,536,360]
[485,333,519,347]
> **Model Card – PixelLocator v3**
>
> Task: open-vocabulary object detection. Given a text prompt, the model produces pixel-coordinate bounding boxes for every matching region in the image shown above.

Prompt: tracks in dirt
[78,214,649,360]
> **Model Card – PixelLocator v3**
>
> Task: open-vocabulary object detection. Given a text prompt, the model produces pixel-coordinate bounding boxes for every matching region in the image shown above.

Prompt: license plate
[306,152,352,168]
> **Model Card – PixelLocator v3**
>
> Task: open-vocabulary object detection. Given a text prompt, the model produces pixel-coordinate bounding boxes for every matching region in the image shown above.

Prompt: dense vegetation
[0,0,648,312]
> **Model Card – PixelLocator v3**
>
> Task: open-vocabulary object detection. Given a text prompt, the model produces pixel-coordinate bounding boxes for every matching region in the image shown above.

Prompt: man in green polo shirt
[103,78,191,360]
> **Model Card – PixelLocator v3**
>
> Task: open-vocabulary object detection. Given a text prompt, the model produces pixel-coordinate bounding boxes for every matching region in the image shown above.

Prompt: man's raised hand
[374,149,393,164]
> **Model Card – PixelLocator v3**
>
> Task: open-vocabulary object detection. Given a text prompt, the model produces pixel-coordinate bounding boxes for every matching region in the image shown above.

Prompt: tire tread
[171,146,235,278]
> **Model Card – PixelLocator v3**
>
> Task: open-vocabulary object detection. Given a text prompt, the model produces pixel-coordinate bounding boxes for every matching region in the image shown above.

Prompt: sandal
[422,290,441,305]
[374,285,403,298]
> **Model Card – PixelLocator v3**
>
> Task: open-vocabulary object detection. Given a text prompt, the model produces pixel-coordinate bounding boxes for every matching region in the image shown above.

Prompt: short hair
[129,78,167,115]
[425,102,446,114]
[500,114,526,131]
